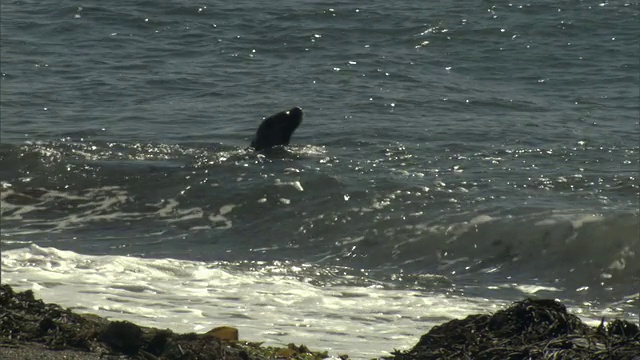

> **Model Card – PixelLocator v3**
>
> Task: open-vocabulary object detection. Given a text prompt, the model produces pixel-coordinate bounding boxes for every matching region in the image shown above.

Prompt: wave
[2,244,637,358]
[0,245,495,358]
[1,140,637,305]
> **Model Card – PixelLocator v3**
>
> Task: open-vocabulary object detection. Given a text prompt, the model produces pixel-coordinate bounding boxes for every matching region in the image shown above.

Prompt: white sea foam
[0,186,234,234]
[2,245,500,358]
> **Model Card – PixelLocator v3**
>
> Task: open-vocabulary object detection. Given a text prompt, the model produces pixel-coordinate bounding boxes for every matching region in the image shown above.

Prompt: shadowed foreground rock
[1,284,638,360]
[391,299,640,360]
[0,284,327,360]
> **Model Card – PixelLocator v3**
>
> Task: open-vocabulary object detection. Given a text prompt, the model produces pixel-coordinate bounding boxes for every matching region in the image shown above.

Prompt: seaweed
[390,298,640,360]
[0,284,329,360]
[1,285,638,360]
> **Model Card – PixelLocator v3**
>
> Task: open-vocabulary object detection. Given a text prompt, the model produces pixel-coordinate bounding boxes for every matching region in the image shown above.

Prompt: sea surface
[1,0,639,357]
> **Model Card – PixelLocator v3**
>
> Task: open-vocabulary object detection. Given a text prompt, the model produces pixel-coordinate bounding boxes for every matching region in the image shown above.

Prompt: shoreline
[1,284,638,359]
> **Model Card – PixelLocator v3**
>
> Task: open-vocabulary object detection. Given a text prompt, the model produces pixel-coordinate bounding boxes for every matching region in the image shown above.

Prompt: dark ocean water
[1,0,639,356]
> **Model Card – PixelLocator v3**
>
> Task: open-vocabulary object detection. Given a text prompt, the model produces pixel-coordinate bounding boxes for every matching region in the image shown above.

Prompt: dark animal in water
[250,107,303,151]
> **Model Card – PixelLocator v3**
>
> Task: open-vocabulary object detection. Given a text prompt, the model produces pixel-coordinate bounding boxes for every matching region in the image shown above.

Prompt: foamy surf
[3,244,636,358]
[2,244,502,358]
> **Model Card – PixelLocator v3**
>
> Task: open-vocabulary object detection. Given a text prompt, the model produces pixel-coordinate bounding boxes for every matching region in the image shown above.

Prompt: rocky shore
[1,284,638,359]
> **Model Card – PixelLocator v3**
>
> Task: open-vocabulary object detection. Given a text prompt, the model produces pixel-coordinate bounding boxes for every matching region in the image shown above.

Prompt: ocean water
[1,0,639,357]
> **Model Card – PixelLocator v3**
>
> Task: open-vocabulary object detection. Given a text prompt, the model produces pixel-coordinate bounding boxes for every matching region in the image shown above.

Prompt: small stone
[204,326,239,341]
